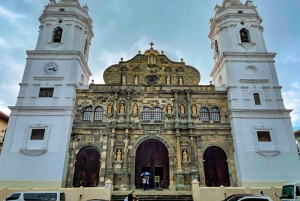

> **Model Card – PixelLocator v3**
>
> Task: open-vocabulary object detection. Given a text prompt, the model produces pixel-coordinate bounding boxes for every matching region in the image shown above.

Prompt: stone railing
[191,180,282,201]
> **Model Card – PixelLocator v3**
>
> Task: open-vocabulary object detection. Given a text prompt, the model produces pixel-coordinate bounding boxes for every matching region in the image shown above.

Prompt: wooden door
[203,146,230,187]
[73,146,100,187]
[135,140,169,188]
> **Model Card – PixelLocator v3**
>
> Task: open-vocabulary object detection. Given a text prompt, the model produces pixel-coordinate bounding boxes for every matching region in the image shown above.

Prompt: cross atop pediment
[149,42,154,49]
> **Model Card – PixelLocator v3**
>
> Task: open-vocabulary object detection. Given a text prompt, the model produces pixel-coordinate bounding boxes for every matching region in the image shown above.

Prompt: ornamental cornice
[8,106,77,117]
[226,109,292,119]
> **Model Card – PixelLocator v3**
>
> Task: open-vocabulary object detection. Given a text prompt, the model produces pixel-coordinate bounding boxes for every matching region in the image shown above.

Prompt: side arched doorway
[203,146,230,187]
[135,140,169,188]
[73,146,100,187]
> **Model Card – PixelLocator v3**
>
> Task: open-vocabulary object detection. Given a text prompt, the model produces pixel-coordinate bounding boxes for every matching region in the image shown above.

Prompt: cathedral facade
[0,0,299,189]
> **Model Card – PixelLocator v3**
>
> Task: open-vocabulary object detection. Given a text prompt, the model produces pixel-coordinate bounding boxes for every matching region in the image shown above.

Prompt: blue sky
[0,0,299,131]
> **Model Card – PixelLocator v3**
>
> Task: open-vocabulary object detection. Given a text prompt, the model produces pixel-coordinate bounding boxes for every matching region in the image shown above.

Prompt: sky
[0,0,299,131]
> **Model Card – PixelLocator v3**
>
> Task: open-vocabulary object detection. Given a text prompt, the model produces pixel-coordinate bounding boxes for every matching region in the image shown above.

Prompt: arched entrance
[135,140,169,189]
[203,146,230,187]
[73,146,100,187]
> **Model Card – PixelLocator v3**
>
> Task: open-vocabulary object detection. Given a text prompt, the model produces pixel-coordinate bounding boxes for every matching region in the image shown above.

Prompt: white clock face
[43,62,59,76]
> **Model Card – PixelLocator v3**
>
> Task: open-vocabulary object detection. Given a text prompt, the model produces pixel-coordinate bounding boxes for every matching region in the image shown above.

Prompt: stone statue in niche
[122,75,126,85]
[134,75,138,85]
[180,104,185,115]
[167,104,172,114]
[132,103,138,114]
[240,29,249,42]
[120,104,125,114]
[116,149,122,161]
[166,76,171,85]
[192,104,197,115]
[182,150,188,162]
[149,54,155,65]
[179,77,183,85]
[107,104,112,114]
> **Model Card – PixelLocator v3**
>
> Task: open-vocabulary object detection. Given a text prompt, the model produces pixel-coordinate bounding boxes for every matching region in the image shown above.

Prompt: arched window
[53,26,63,42]
[200,107,210,122]
[142,107,151,122]
[153,107,162,122]
[215,40,219,52]
[254,93,261,105]
[211,107,220,123]
[94,107,103,121]
[240,28,250,42]
[83,106,92,121]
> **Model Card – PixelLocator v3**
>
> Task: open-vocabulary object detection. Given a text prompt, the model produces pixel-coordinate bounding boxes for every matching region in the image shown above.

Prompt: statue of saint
[180,104,185,115]
[179,77,183,85]
[122,75,126,85]
[133,103,138,114]
[166,76,171,85]
[149,54,155,64]
[134,75,138,85]
[167,104,172,114]
[116,149,122,161]
[120,104,125,114]
[107,104,112,114]
[182,150,188,162]
[192,105,197,115]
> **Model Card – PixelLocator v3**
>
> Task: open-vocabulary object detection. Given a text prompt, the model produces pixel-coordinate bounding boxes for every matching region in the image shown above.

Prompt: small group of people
[142,176,150,191]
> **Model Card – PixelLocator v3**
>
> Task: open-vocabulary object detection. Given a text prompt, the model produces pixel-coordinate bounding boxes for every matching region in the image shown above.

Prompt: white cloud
[0,37,9,48]
[0,100,10,116]
[0,5,25,25]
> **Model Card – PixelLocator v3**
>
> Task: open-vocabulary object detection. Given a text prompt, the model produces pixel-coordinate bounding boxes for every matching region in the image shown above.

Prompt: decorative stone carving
[120,104,125,114]
[116,149,122,161]
[166,76,171,85]
[134,75,138,85]
[182,149,188,162]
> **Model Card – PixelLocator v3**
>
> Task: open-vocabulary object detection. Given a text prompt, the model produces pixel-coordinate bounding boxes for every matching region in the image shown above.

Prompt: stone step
[111,194,193,201]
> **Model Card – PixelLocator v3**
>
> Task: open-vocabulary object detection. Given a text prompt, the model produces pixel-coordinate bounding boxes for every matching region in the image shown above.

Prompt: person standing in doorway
[146,176,150,190]
[142,177,146,191]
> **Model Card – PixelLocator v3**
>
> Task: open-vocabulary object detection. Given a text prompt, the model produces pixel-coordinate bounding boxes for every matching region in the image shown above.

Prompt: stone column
[125,89,132,126]
[189,133,198,182]
[97,134,104,186]
[175,129,185,190]
[112,89,119,124]
[173,90,179,125]
[186,90,193,128]
[106,129,115,181]
[65,145,76,187]
[130,154,136,190]
[120,130,129,190]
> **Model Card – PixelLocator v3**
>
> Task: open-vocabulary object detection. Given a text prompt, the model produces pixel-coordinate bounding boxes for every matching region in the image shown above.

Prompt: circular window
[146,75,159,85]
[58,19,63,23]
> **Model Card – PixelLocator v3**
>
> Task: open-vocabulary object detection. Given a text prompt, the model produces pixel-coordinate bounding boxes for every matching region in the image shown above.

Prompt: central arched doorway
[135,140,169,188]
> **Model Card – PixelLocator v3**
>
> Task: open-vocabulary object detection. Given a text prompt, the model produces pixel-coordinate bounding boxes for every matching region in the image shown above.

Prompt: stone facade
[66,47,237,189]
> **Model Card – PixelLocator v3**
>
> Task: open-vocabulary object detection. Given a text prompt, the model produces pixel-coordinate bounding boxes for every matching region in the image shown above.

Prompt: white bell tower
[209,0,300,186]
[0,0,93,188]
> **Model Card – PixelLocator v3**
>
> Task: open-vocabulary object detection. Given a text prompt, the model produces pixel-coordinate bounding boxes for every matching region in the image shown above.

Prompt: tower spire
[222,0,244,7]
[58,0,81,6]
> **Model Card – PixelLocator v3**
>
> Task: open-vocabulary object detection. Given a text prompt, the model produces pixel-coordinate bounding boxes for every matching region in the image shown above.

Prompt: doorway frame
[130,134,175,190]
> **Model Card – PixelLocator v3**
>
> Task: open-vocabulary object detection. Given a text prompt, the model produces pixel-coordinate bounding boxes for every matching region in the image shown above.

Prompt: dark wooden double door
[135,140,169,188]
[73,146,100,187]
[203,146,230,187]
